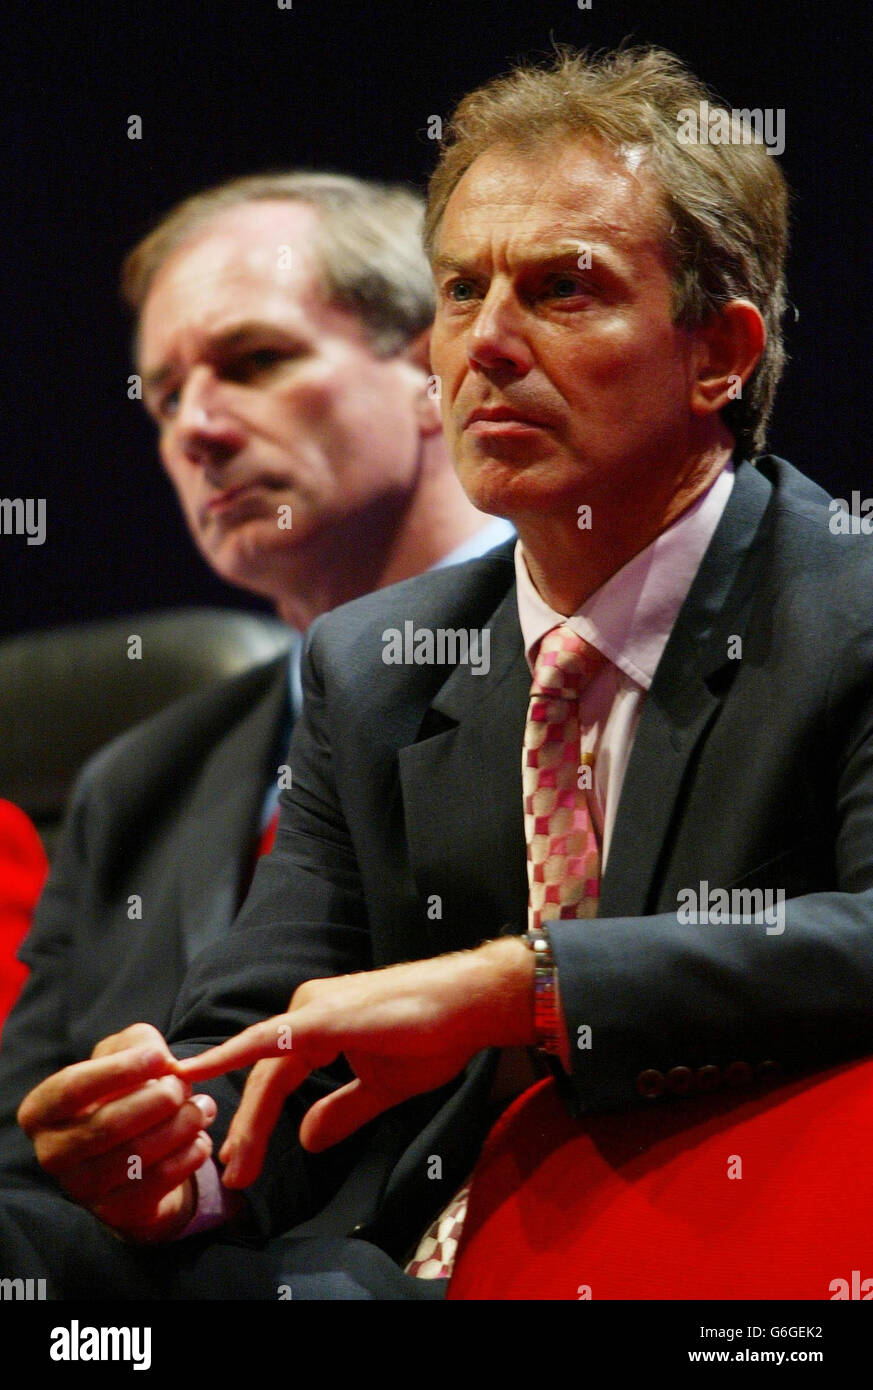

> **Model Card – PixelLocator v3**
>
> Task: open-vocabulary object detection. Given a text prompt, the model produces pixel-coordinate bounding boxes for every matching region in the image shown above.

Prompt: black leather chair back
[0,609,291,855]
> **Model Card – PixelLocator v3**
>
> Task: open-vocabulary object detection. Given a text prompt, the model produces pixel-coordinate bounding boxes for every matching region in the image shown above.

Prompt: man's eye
[549,276,587,298]
[246,348,285,368]
[446,280,477,302]
[157,388,180,420]
[225,348,292,382]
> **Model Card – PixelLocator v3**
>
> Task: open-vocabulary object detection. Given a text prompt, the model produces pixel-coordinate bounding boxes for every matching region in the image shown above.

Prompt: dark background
[3,0,870,638]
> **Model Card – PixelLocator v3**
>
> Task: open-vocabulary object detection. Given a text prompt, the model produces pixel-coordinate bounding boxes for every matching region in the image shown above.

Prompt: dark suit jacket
[0,655,290,1184]
[165,456,873,1264]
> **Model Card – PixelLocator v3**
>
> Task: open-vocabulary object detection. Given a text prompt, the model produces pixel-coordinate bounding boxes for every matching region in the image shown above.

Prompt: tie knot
[530,624,603,698]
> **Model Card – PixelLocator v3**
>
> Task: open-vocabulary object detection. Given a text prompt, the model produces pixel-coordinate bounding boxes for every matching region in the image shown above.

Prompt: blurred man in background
[0,172,510,1212]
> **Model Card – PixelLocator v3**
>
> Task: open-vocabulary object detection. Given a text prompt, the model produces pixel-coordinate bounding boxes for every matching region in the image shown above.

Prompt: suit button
[666,1066,694,1096]
[348,1223,369,1238]
[724,1061,753,1087]
[637,1068,665,1099]
[694,1065,721,1093]
[756,1059,782,1083]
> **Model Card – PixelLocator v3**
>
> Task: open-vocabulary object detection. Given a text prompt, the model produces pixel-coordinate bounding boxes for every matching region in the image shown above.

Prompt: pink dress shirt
[514,462,735,870]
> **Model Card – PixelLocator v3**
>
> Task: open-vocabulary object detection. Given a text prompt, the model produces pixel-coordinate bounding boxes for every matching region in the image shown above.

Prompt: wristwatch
[523,925,570,1071]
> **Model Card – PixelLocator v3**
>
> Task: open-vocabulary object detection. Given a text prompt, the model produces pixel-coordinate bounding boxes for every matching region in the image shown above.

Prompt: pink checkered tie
[404,1182,472,1280]
[523,623,604,928]
[406,626,605,1281]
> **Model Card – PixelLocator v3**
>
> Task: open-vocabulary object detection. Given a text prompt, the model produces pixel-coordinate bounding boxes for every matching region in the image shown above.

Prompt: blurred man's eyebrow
[213,322,292,349]
[142,322,296,390]
[142,364,171,393]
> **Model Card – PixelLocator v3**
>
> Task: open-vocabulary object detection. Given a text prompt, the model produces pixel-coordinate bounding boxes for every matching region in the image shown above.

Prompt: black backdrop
[3,0,870,638]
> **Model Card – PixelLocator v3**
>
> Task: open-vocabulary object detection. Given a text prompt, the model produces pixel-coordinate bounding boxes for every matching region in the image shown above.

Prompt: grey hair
[122,171,435,355]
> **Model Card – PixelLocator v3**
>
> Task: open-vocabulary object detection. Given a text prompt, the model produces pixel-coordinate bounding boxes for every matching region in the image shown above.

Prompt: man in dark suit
[0,174,508,1197]
[7,47,873,1298]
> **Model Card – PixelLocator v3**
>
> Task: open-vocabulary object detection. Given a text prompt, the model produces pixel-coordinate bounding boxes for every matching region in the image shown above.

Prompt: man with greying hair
[123,171,505,628]
[0,170,509,1290]
[6,45,873,1300]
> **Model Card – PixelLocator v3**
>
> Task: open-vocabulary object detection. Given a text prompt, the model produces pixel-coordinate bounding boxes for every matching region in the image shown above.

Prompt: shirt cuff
[173,1158,235,1240]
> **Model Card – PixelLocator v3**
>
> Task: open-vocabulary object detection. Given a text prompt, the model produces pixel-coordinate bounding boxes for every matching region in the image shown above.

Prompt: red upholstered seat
[447,1061,873,1300]
[0,800,48,1034]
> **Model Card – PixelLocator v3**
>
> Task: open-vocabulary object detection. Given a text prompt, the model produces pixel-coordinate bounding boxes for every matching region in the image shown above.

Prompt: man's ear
[689,300,766,417]
[401,327,442,437]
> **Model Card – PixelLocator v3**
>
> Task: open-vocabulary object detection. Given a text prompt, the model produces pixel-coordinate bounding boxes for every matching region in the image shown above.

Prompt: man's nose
[174,367,247,466]
[467,285,533,378]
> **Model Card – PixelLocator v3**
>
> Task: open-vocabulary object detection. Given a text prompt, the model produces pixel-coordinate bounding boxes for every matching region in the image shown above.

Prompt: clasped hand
[18,937,533,1240]
[17,1022,216,1242]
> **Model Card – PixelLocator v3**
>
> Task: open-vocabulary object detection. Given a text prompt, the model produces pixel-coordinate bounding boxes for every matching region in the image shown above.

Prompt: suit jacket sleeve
[166,619,378,1239]
[551,546,873,1109]
[0,658,290,1189]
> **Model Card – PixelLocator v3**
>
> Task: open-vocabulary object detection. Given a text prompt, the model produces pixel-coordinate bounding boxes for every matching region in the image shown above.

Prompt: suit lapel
[178,660,290,964]
[395,463,775,942]
[398,587,531,955]
[601,460,775,917]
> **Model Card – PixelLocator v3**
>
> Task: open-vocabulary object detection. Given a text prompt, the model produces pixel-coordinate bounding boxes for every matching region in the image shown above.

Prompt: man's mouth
[205,479,275,514]
[464,406,554,435]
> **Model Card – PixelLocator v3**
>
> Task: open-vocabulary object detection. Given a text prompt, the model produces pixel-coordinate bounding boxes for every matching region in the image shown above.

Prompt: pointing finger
[177,1016,297,1084]
[219,1051,311,1188]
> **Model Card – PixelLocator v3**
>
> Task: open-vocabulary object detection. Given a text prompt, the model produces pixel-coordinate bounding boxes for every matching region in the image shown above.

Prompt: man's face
[430,138,703,522]
[139,200,429,597]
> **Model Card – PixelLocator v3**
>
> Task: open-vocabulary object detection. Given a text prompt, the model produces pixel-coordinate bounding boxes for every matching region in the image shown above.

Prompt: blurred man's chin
[208,521,327,596]
[200,533,281,596]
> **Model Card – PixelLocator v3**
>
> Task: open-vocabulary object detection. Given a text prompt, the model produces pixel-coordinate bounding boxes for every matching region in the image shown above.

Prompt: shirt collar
[515,462,735,690]
[429,517,516,570]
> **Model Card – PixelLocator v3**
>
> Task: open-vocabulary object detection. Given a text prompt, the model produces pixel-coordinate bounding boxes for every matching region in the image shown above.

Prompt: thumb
[299,1078,394,1153]
[92,1023,173,1062]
